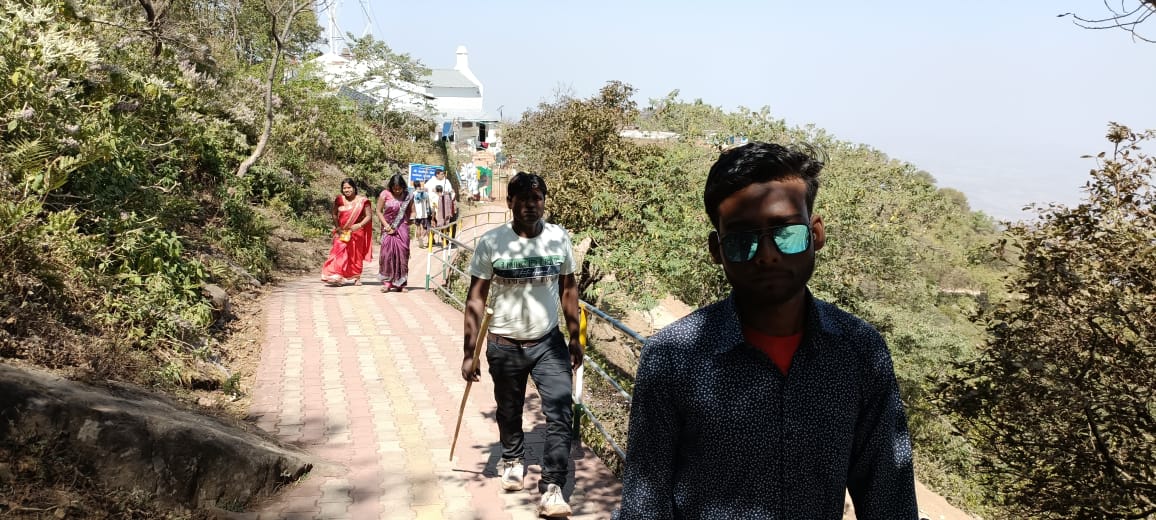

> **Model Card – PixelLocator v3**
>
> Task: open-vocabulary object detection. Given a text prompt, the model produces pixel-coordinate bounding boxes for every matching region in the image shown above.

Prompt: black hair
[387,173,408,198]
[340,177,358,196]
[703,142,823,228]
[508,172,548,200]
[435,185,444,193]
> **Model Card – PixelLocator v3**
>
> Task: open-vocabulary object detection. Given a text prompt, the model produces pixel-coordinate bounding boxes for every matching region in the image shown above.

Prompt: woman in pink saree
[376,174,414,292]
[321,178,373,286]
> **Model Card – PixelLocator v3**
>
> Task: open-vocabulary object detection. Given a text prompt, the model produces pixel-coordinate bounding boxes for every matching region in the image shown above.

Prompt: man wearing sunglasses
[615,142,918,519]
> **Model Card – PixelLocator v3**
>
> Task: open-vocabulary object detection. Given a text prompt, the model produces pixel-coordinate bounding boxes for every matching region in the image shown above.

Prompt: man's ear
[506,194,515,211]
[708,231,723,264]
[811,214,826,252]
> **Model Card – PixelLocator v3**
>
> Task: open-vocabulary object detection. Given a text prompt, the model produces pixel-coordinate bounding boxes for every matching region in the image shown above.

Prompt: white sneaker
[537,483,572,517]
[499,458,524,491]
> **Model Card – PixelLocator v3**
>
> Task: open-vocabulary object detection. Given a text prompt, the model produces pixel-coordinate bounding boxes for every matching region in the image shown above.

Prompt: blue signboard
[408,163,444,186]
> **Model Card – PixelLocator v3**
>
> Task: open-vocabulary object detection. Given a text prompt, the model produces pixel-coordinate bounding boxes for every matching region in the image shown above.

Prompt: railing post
[441,240,450,281]
[572,304,588,439]
[425,239,432,290]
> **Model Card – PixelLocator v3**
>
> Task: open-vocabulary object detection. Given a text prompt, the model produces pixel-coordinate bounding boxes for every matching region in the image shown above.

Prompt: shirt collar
[713,289,837,355]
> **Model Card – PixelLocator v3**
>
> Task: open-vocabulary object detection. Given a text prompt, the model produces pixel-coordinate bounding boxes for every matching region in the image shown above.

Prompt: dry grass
[573,316,644,478]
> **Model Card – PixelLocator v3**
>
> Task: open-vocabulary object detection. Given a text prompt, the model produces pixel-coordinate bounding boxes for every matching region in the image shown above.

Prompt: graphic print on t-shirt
[493,256,564,286]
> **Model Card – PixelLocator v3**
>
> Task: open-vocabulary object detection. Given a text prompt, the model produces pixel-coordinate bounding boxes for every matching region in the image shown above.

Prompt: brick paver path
[247,213,621,519]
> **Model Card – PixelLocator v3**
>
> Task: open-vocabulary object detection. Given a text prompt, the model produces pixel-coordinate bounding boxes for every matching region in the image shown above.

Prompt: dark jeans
[486,328,573,492]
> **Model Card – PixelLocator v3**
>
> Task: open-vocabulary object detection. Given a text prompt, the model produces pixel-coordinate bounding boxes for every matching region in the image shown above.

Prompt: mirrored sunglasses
[719,224,811,262]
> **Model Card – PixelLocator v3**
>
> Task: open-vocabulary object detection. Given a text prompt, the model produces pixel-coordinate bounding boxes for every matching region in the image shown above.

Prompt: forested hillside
[0,1,435,387]
[504,83,1155,519]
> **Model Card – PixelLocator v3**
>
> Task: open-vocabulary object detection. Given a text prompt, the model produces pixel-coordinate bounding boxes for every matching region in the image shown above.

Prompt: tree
[504,80,640,232]
[943,124,1156,519]
[342,33,430,114]
[503,81,646,296]
[507,80,638,176]
[235,0,321,177]
[1060,1,1156,42]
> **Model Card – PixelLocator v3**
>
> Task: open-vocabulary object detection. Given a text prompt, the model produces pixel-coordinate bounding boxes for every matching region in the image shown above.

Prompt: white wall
[432,90,484,116]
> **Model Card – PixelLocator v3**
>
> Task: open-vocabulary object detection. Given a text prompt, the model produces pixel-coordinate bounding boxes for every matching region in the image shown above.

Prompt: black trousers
[486,328,573,491]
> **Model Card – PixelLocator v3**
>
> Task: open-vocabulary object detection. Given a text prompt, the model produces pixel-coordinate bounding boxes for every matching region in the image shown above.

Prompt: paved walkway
[245,216,621,519]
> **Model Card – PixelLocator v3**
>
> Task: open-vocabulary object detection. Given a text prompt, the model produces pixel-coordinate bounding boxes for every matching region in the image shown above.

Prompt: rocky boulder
[0,363,311,512]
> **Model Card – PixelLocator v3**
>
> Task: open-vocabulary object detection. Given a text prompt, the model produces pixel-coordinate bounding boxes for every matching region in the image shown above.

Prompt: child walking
[412,180,431,247]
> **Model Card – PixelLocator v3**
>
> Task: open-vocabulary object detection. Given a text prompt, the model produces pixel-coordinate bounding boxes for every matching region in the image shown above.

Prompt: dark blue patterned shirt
[614,293,918,520]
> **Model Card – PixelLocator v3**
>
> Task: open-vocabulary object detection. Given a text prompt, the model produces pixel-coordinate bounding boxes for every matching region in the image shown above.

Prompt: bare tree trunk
[137,0,170,57]
[235,48,280,177]
[236,0,313,178]
[228,0,241,62]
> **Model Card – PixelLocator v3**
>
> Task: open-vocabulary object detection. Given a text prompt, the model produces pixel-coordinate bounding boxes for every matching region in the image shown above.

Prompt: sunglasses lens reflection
[722,233,759,262]
[774,225,810,255]
[721,225,810,262]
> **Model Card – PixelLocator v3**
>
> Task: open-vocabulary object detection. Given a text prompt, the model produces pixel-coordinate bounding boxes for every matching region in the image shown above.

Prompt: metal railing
[423,214,645,465]
[423,210,511,307]
[572,300,643,463]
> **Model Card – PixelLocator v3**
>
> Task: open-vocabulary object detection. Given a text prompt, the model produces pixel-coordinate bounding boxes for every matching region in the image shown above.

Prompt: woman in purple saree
[375,174,414,292]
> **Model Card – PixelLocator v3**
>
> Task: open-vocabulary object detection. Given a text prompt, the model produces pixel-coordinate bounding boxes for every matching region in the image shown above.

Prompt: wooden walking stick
[450,307,493,461]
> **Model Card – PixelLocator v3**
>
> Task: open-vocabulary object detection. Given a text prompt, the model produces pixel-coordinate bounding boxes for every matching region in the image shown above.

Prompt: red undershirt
[742,326,802,375]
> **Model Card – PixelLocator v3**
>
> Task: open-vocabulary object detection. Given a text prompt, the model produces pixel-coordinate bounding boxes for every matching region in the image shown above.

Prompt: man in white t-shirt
[463,172,582,517]
[426,168,455,203]
[427,168,457,236]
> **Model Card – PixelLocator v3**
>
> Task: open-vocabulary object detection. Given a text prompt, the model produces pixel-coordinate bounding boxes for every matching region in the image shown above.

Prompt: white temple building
[311,45,499,147]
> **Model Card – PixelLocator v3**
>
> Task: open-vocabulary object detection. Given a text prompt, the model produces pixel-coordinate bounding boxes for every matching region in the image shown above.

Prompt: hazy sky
[322,1,1156,220]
